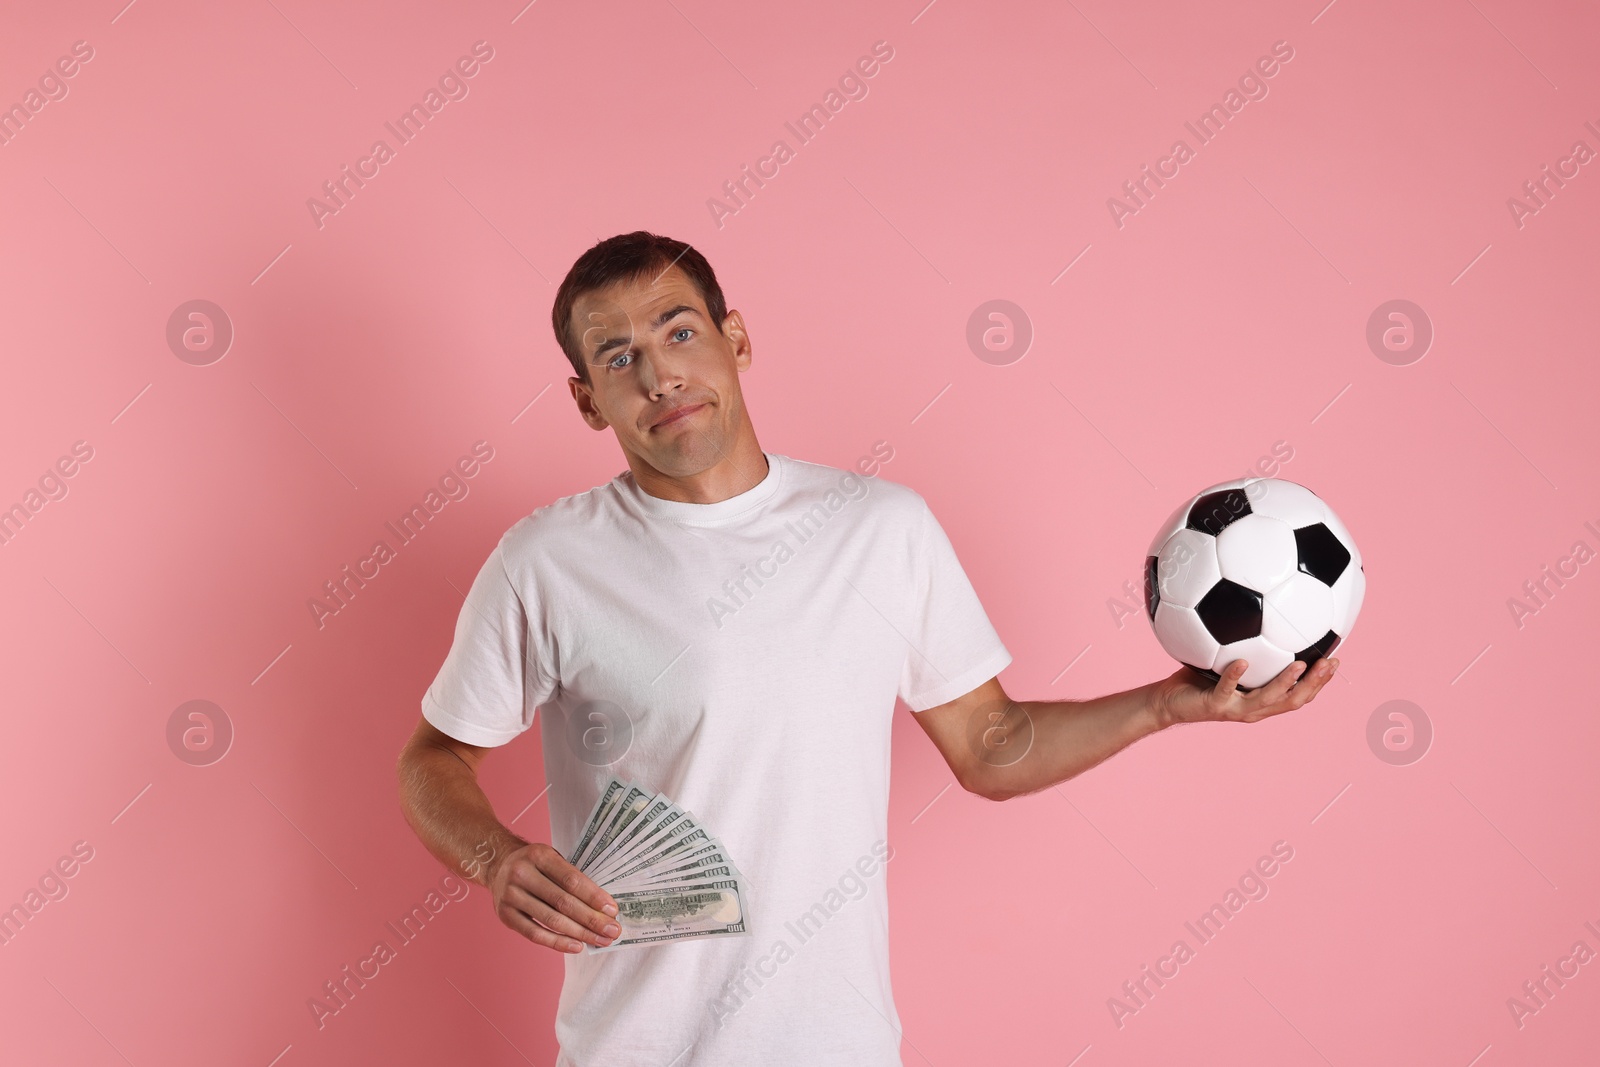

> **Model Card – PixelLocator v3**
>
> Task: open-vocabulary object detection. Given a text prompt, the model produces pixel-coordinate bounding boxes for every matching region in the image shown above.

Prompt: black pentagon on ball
[1294,630,1342,667]
[1144,555,1160,619]
[1294,523,1351,585]
[1195,578,1263,644]
[1186,489,1253,537]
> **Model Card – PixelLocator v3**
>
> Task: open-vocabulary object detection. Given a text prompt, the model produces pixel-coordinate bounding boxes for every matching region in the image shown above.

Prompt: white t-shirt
[422,451,1011,1066]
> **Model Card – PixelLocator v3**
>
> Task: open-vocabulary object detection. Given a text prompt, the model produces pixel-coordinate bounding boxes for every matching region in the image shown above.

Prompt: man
[396,231,1338,1065]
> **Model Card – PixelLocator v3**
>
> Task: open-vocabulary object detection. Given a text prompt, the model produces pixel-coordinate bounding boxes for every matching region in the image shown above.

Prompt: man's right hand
[487,842,621,953]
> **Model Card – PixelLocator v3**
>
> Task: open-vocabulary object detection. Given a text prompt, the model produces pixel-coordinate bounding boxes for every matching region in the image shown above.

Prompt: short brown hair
[551,231,728,385]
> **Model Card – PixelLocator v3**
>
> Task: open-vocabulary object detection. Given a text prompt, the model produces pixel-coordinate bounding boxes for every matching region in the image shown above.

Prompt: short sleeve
[421,538,554,747]
[897,499,1013,711]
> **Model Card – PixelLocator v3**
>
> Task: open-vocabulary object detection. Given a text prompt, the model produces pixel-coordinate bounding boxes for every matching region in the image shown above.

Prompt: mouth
[651,403,707,430]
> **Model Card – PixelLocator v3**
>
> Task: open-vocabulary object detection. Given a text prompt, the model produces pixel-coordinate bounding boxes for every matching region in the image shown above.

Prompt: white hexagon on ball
[1151,601,1221,672]
[1215,515,1298,593]
[1241,477,1325,529]
[1151,528,1221,610]
[1260,572,1335,654]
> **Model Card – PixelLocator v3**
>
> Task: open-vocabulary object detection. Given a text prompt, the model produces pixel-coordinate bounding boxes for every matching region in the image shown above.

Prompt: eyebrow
[589,304,700,362]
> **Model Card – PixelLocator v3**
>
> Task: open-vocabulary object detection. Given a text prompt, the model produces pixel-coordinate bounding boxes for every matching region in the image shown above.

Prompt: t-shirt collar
[618,452,784,526]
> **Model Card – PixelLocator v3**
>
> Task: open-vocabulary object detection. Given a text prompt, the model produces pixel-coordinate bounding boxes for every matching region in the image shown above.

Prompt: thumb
[1214,659,1247,699]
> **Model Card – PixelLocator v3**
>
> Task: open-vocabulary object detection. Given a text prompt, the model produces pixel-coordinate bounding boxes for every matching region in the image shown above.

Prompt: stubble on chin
[649,418,727,476]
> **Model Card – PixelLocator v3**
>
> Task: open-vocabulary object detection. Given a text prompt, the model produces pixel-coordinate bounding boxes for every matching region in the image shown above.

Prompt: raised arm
[396,717,620,952]
[913,655,1340,801]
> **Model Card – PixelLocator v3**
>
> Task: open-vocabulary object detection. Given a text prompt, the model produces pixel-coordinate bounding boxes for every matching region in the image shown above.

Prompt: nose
[637,343,687,399]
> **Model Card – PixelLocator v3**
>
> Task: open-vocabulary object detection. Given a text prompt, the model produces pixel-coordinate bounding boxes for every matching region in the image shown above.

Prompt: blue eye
[673,327,693,342]
[609,352,633,370]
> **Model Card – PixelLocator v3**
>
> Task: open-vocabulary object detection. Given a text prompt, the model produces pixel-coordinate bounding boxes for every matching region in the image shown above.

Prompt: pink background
[2,0,1597,1063]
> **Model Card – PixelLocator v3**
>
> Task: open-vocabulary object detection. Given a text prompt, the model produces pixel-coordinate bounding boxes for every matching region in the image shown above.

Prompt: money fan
[568,777,750,951]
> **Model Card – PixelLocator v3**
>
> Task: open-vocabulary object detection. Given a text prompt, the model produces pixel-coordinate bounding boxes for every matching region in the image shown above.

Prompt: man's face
[567,265,752,479]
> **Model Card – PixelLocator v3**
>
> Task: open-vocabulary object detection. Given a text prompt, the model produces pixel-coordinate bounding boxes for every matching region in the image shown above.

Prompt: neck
[628,434,769,504]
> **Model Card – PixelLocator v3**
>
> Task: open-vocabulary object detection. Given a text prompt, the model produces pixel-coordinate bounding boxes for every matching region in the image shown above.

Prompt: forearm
[968,681,1167,801]
[396,742,527,888]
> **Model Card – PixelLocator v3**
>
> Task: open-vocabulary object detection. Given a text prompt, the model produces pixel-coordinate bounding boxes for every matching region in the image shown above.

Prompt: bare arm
[914,655,1340,801]
[396,717,620,952]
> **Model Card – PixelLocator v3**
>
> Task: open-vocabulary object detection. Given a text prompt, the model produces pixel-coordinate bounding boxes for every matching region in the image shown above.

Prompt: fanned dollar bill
[567,778,630,867]
[574,783,650,869]
[590,878,748,952]
[566,776,750,951]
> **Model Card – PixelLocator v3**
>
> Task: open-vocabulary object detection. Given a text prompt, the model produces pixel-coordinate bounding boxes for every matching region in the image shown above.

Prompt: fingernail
[603,923,620,937]
[567,940,583,952]
[602,902,618,917]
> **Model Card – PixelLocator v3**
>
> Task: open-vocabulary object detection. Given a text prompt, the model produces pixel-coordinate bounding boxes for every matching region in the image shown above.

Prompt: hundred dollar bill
[589,879,749,952]
[604,872,743,913]
[578,785,652,872]
[571,778,634,869]
[567,778,629,866]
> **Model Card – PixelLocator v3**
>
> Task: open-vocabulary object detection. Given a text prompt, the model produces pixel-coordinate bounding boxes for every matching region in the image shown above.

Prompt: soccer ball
[1144,478,1364,692]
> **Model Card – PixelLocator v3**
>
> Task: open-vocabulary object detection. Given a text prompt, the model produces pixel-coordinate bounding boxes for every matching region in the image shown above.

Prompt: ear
[569,377,610,431]
[722,310,753,371]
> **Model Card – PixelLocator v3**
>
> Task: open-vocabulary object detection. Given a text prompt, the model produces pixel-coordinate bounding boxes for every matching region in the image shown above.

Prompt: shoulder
[776,453,930,527]
[494,474,628,562]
